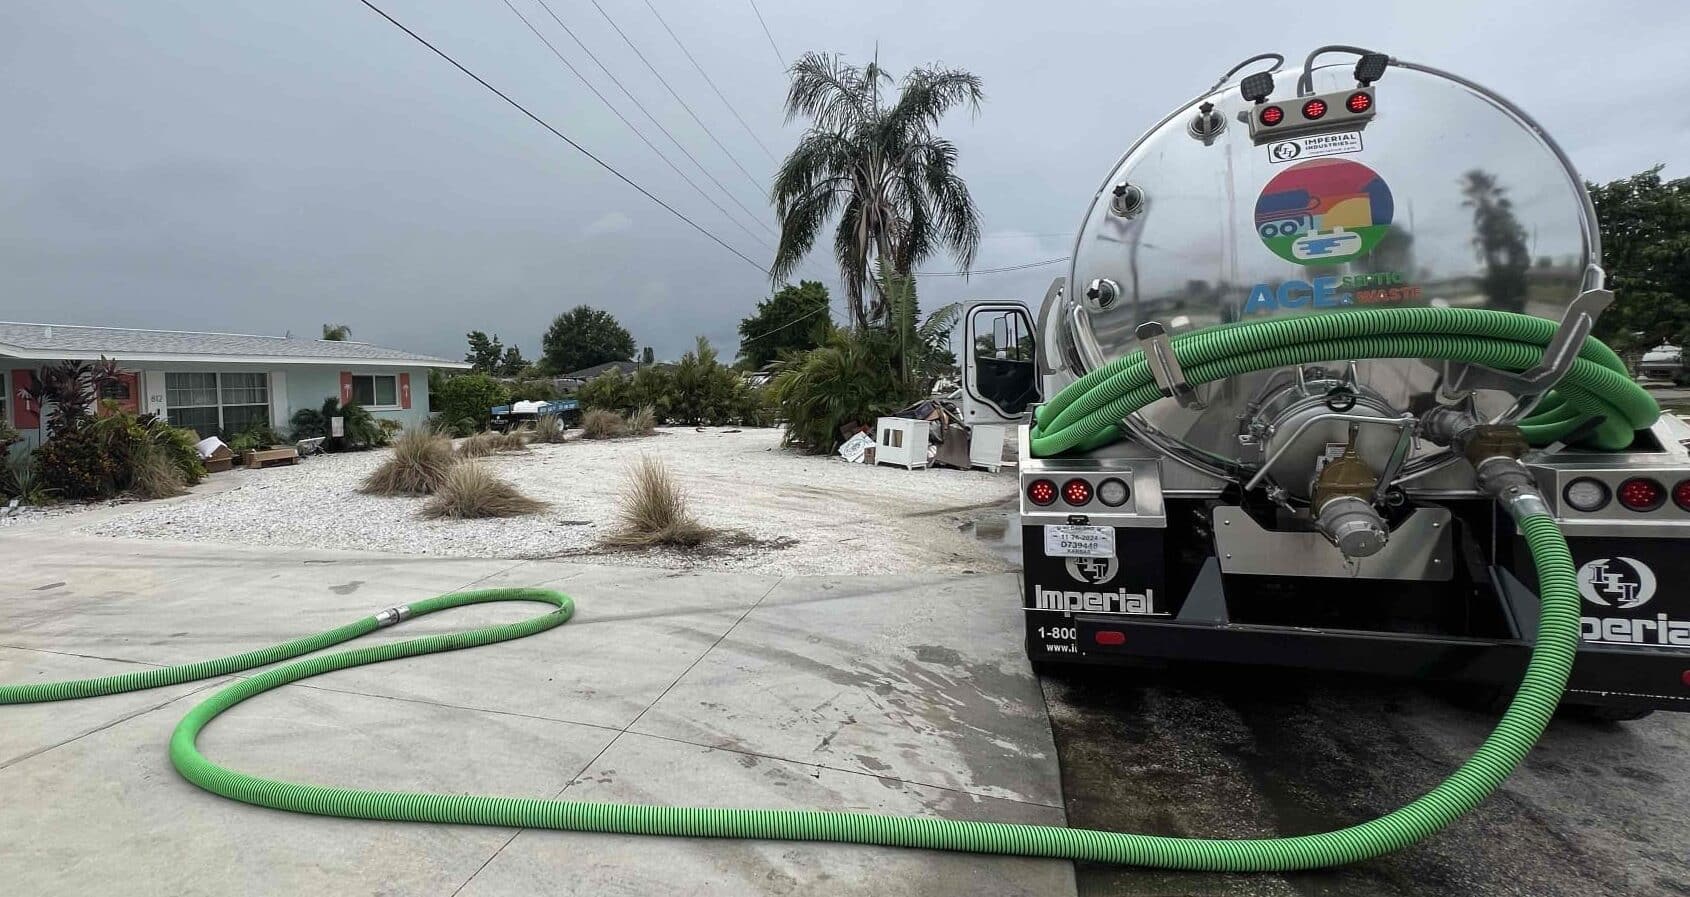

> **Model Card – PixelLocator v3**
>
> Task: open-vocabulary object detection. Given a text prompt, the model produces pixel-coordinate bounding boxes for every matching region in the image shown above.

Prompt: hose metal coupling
[373,605,412,628]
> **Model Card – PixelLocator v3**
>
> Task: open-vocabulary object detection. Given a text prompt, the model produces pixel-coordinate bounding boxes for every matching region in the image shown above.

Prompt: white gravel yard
[75,427,1018,575]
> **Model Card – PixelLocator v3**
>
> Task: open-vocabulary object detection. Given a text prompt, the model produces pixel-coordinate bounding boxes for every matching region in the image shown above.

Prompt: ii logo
[1576,557,1658,609]
[1270,141,1302,162]
[1065,556,1118,585]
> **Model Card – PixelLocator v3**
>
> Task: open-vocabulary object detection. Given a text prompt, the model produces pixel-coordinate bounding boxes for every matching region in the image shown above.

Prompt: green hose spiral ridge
[2,517,1581,870]
[1029,307,1658,458]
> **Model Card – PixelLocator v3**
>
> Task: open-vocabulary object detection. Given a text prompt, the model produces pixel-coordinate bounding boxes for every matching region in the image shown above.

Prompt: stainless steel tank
[1060,57,1602,490]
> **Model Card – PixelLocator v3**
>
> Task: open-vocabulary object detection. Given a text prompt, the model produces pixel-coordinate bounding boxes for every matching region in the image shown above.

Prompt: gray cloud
[2,0,1684,362]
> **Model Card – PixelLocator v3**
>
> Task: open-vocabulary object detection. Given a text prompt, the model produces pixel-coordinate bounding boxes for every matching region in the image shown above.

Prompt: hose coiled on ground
[1,306,1621,869]
[1,520,1581,871]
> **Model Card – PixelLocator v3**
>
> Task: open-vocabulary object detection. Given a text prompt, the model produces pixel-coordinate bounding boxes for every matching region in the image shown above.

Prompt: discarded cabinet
[874,417,931,470]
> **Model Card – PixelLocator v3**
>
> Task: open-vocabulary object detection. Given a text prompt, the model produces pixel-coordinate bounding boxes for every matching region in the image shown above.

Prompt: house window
[351,374,398,408]
[165,372,270,438]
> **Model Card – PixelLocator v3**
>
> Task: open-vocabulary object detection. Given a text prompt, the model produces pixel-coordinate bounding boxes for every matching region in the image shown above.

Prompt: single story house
[2,321,469,448]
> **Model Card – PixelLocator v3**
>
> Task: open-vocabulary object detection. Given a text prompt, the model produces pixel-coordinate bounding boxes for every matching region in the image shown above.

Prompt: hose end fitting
[373,606,412,628]
[1457,424,1548,520]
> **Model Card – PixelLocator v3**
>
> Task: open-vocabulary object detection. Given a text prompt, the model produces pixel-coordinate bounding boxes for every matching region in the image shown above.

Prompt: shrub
[581,409,625,439]
[376,418,404,444]
[291,398,381,451]
[667,337,743,425]
[0,420,20,453]
[35,429,116,499]
[493,431,529,452]
[532,413,567,444]
[421,463,546,519]
[769,330,909,453]
[601,457,715,548]
[508,378,559,402]
[452,417,478,437]
[434,373,510,432]
[577,369,631,414]
[362,429,455,496]
[628,405,657,436]
[227,424,282,454]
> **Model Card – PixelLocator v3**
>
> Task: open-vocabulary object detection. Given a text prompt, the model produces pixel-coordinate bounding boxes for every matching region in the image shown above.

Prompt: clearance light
[1063,479,1093,506]
[1259,105,1285,126]
[1095,630,1126,646]
[1617,478,1666,512]
[1562,477,1610,513]
[1346,91,1373,114]
[1097,478,1131,507]
[1302,99,1328,120]
[1027,479,1057,507]
[1675,479,1690,512]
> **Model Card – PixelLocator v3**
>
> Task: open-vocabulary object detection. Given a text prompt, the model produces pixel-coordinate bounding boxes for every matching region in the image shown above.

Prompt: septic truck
[961,47,1690,720]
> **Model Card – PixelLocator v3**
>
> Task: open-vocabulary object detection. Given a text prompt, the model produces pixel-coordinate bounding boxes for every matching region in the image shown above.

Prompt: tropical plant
[129,448,188,500]
[35,405,204,500]
[668,338,744,425]
[880,261,961,391]
[2,450,50,505]
[768,328,910,452]
[600,456,715,548]
[541,305,636,374]
[0,420,21,453]
[532,413,567,444]
[736,280,833,369]
[289,398,381,451]
[627,405,657,436]
[362,429,456,496]
[421,463,546,519]
[20,358,122,435]
[772,52,983,330]
[581,409,626,440]
[577,370,631,414]
[433,373,510,433]
[322,323,352,341]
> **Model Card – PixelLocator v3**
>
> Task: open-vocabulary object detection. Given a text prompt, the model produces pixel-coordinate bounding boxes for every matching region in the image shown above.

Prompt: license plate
[1044,525,1115,558]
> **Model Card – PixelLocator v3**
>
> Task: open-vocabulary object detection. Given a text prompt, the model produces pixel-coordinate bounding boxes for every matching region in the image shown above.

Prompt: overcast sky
[2,0,1685,363]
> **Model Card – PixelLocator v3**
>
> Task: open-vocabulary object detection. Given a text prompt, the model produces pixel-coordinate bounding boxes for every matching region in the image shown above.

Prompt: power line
[745,0,784,68]
[531,0,777,239]
[352,0,769,275]
[642,0,778,164]
[913,257,1069,277]
[739,302,829,345]
[585,0,771,199]
[499,0,773,253]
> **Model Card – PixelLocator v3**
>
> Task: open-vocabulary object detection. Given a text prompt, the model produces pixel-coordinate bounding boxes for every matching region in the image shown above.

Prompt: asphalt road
[1041,664,1690,897]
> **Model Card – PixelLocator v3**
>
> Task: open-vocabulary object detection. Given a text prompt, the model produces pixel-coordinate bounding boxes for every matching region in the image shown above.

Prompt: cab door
[960,301,1040,425]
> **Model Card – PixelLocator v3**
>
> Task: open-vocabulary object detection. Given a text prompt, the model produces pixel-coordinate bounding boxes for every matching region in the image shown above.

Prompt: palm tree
[321,323,352,341]
[772,52,983,331]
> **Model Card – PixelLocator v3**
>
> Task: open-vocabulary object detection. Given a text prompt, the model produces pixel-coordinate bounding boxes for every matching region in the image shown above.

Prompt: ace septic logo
[1254,158,1394,265]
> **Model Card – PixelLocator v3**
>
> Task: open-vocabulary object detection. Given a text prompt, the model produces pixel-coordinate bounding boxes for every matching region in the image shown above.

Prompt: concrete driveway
[0,533,1073,896]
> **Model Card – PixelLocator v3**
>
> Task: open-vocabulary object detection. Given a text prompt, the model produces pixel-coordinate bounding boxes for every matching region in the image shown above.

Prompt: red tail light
[1258,105,1284,126]
[1027,479,1057,506]
[1062,478,1093,506]
[1302,98,1328,119]
[1346,91,1373,114]
[1095,630,1126,646]
[1617,478,1666,512]
[1674,479,1690,512]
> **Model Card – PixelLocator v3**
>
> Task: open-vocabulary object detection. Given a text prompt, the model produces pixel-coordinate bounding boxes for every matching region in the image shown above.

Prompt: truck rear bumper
[1028,611,1690,711]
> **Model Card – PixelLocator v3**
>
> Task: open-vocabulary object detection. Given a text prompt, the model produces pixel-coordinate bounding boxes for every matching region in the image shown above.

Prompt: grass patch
[581,409,625,440]
[532,413,568,444]
[130,447,188,500]
[421,463,546,519]
[600,456,716,548]
[627,405,657,436]
[456,431,527,459]
[361,429,455,496]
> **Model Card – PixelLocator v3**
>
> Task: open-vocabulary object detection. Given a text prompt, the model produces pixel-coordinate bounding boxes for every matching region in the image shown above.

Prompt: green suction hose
[1030,307,1658,458]
[0,305,1630,870]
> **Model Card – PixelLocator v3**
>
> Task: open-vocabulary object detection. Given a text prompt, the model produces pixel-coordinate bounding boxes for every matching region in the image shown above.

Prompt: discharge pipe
[0,307,1655,871]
